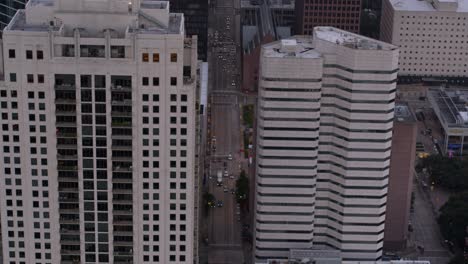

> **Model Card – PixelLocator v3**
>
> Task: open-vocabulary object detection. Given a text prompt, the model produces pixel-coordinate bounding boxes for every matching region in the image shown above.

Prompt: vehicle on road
[217,200,223,207]
[230,189,235,194]
[223,187,228,193]
[227,153,233,160]
[217,171,222,186]
[229,175,234,179]
[223,170,228,177]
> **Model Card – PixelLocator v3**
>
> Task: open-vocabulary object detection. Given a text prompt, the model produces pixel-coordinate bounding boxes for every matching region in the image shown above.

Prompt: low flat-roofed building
[427,87,468,155]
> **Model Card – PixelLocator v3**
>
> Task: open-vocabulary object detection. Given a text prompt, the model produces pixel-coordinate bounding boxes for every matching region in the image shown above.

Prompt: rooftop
[428,87,468,127]
[314,27,398,51]
[390,0,468,12]
[5,0,183,35]
[262,36,321,59]
[395,103,416,123]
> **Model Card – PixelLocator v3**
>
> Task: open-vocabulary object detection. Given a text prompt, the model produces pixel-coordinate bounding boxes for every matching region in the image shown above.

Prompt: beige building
[0,0,199,263]
[381,0,468,82]
[254,27,399,262]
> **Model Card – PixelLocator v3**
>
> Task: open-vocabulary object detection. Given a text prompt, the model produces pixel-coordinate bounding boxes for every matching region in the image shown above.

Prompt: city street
[201,0,244,261]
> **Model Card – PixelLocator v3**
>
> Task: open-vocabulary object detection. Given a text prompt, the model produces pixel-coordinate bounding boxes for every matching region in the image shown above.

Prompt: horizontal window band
[321,103,395,114]
[321,113,394,124]
[317,188,387,199]
[256,228,313,234]
[316,206,386,217]
[258,174,316,179]
[256,238,314,242]
[262,77,322,82]
[258,145,318,150]
[320,141,392,152]
[314,242,383,253]
[261,97,320,102]
[260,136,319,141]
[323,64,399,74]
[258,164,318,170]
[318,151,391,162]
[263,87,322,92]
[259,155,318,160]
[256,220,314,225]
[256,210,314,216]
[322,84,397,94]
[323,74,397,84]
[315,215,385,226]
[257,192,316,197]
[322,93,395,104]
[317,179,389,190]
[257,202,316,206]
[319,132,392,142]
[258,183,316,188]
[320,122,393,133]
[316,197,387,208]
[255,247,292,252]
[259,116,320,122]
[260,106,320,112]
[318,170,390,181]
[318,160,390,171]
[315,233,384,244]
[260,126,319,131]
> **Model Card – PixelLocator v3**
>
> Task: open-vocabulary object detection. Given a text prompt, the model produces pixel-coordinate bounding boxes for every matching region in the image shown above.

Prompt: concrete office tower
[254,27,398,262]
[295,0,362,35]
[0,0,198,263]
[0,0,27,31]
[384,103,417,251]
[381,0,468,82]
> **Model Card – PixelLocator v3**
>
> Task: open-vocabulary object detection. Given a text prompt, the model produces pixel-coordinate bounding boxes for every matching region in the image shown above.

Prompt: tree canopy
[438,191,468,248]
[236,170,249,203]
[421,155,468,191]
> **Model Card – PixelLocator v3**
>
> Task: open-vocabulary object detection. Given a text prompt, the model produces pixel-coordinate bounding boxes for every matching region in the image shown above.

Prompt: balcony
[55,98,76,104]
[56,132,77,138]
[57,165,78,171]
[55,84,76,90]
[55,121,77,127]
[112,166,132,172]
[111,120,132,127]
[111,111,132,117]
[59,196,79,203]
[111,85,132,92]
[60,249,80,255]
[111,99,132,106]
[112,156,132,162]
[57,154,78,160]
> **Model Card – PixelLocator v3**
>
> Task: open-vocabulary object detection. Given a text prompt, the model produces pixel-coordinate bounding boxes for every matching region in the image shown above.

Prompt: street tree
[438,191,468,249]
[236,170,249,203]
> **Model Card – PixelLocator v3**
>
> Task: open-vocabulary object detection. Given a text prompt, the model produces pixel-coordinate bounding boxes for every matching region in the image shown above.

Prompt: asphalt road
[202,0,244,261]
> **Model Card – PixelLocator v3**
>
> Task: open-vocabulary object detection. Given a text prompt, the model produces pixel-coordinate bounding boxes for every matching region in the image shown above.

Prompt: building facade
[254,27,398,262]
[0,0,27,31]
[169,0,208,61]
[295,0,361,35]
[381,0,468,82]
[0,0,198,263]
[384,103,417,251]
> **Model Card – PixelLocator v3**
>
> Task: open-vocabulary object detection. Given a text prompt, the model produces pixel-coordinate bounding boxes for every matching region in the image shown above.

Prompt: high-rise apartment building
[295,0,362,35]
[381,0,468,82]
[254,27,398,262]
[169,0,208,61]
[0,0,27,31]
[0,0,198,263]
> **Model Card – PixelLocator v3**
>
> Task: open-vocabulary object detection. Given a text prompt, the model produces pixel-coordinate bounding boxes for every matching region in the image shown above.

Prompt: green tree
[202,191,215,210]
[438,191,468,248]
[242,105,254,128]
[448,253,466,264]
[236,170,249,203]
[422,155,468,191]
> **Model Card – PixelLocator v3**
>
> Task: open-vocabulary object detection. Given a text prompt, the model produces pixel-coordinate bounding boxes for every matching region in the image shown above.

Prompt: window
[26,50,33,59]
[153,77,159,86]
[170,53,177,62]
[80,45,105,58]
[153,53,160,62]
[142,53,149,62]
[170,77,177,86]
[38,74,45,84]
[142,77,149,86]
[37,50,44,60]
[27,74,34,83]
[9,49,15,58]
[10,73,17,82]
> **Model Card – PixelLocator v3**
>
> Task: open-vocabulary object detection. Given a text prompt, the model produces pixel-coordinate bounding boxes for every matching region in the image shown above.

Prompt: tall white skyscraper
[0,0,198,263]
[254,27,399,262]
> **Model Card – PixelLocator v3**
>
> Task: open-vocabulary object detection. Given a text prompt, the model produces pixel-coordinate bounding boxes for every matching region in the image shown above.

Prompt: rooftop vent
[280,39,297,54]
